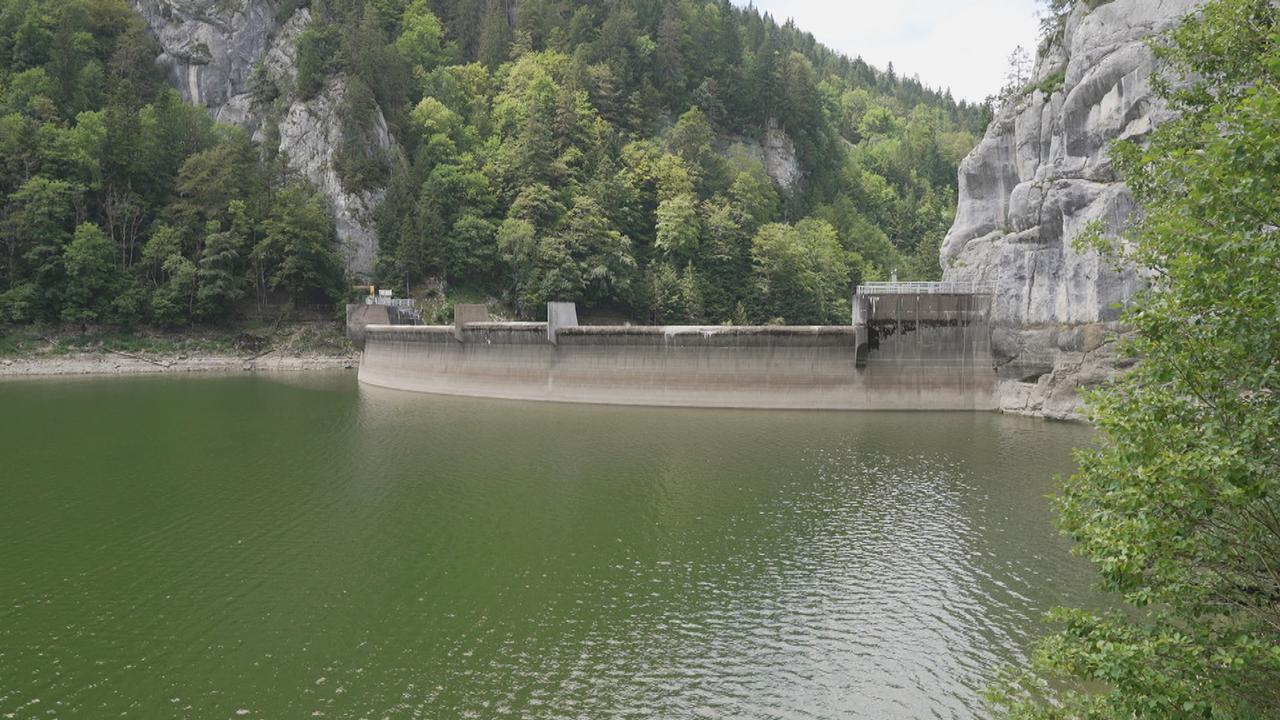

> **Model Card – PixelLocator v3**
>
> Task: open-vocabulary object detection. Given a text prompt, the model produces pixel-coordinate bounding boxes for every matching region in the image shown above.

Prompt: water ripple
[0,376,1103,719]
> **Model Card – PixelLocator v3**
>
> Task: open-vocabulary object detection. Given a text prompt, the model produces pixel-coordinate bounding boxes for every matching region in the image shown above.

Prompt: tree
[394,0,448,72]
[140,222,181,289]
[60,222,116,324]
[728,164,779,232]
[699,199,749,322]
[295,22,340,99]
[670,106,728,193]
[257,184,343,302]
[446,213,497,283]
[654,192,700,262]
[151,252,196,326]
[991,2,1280,716]
[171,131,260,237]
[11,3,53,71]
[195,207,247,321]
[750,218,848,324]
[5,176,73,315]
[333,75,394,194]
[644,260,703,324]
[997,45,1031,105]
[496,216,537,314]
[556,194,635,307]
[477,0,513,69]
[507,182,564,233]
[2,176,72,286]
[409,95,464,167]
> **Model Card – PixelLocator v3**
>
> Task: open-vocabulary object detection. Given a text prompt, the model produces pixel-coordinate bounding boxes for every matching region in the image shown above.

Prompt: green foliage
[60,222,116,324]
[247,60,278,106]
[294,24,334,99]
[195,214,246,322]
[1,0,986,328]
[1025,70,1065,97]
[750,218,849,324]
[394,0,448,72]
[655,192,700,262]
[257,184,343,303]
[992,1,1280,717]
[727,164,780,231]
[445,213,497,282]
[333,75,394,193]
[669,106,728,194]
[340,0,986,322]
[644,261,703,324]
[0,0,346,329]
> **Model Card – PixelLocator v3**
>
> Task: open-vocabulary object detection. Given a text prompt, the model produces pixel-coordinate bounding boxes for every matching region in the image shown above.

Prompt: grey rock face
[129,0,392,278]
[941,0,1201,419]
[759,122,801,190]
[130,0,277,126]
[726,120,802,190]
[278,80,391,278]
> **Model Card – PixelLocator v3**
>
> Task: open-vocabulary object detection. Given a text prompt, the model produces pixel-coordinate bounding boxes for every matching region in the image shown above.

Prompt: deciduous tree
[991,2,1280,716]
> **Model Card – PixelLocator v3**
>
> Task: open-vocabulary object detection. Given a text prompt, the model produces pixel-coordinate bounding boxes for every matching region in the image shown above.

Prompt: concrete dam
[355,284,997,410]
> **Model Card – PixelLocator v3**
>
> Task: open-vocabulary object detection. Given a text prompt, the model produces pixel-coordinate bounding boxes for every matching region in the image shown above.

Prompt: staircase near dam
[352,282,997,410]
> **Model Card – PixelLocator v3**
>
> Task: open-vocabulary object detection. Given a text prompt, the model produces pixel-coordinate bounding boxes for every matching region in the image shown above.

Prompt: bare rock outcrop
[129,0,278,127]
[941,0,1202,419]
[129,0,392,278]
[726,120,802,190]
[277,80,391,278]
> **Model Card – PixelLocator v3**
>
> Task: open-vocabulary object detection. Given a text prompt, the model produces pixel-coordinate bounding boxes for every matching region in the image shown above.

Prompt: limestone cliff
[940,0,1202,419]
[129,0,392,278]
[726,121,802,190]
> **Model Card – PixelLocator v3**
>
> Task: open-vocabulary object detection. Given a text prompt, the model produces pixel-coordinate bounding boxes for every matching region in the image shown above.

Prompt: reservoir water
[0,372,1100,718]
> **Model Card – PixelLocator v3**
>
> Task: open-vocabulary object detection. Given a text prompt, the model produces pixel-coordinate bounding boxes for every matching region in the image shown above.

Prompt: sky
[735,0,1043,102]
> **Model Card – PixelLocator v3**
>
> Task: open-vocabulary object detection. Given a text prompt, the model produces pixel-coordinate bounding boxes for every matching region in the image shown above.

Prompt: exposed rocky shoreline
[0,351,356,379]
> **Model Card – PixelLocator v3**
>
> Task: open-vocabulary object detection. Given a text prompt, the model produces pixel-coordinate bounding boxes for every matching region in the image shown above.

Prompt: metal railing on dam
[856,281,996,295]
[851,283,994,328]
[355,300,998,411]
[365,296,416,308]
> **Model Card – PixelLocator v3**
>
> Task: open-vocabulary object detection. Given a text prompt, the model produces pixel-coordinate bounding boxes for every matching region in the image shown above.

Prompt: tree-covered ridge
[0,0,346,326]
[0,0,986,327]
[295,0,988,322]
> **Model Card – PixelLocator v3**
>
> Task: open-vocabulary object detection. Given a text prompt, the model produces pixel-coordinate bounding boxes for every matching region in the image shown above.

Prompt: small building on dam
[351,282,997,410]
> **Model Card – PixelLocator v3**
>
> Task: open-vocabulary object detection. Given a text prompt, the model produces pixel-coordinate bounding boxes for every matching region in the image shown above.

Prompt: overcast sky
[736,0,1043,102]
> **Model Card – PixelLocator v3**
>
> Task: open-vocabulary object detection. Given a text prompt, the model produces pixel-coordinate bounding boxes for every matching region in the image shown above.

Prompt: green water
[0,372,1100,719]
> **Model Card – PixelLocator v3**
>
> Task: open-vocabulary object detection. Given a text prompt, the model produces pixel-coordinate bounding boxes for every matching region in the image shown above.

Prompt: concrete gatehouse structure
[353,284,999,411]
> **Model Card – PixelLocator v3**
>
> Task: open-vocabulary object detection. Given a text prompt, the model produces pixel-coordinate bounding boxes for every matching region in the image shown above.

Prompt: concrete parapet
[345,304,392,347]
[546,302,579,344]
[452,304,491,341]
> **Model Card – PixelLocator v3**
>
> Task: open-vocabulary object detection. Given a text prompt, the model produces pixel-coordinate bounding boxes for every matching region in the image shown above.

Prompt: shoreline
[1,350,1089,422]
[0,350,358,379]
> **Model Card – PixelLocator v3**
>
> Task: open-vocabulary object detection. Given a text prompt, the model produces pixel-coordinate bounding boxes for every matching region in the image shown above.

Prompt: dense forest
[0,0,347,327]
[0,0,987,326]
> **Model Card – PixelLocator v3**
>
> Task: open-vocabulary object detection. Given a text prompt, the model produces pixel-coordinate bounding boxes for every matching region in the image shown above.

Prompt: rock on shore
[0,353,355,378]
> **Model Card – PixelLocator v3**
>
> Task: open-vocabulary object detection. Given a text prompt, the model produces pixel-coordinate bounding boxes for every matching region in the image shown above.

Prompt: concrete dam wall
[357,294,998,410]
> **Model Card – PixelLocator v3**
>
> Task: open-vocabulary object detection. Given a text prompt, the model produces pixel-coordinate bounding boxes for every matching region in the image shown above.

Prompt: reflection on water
[0,372,1100,718]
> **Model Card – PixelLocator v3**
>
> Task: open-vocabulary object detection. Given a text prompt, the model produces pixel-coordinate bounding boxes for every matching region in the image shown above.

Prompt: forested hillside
[0,0,986,326]
[0,0,346,326]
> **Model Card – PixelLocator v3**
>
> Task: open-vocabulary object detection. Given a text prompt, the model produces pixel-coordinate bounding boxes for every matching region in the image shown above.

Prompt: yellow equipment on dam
[353,283,997,410]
